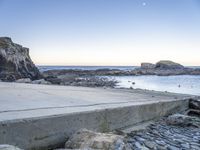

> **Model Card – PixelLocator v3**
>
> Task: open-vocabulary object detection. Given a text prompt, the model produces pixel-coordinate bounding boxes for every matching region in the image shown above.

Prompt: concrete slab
[0,82,196,149]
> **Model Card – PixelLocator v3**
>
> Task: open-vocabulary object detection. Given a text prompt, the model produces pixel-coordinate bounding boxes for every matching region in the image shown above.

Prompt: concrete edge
[0,98,190,150]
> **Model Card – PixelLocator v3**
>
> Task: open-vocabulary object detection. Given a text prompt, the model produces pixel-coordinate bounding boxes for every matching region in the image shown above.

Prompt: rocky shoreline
[40,60,200,88]
[1,37,200,88]
[42,60,200,77]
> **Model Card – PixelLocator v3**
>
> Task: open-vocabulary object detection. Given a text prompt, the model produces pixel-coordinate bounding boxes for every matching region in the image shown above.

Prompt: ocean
[38,66,137,72]
[38,66,200,96]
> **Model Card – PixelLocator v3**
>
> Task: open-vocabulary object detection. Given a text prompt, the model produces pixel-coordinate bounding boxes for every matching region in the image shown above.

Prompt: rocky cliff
[0,37,41,81]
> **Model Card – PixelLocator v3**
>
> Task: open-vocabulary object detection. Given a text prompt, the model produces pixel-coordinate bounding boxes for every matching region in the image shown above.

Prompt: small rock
[135,142,149,150]
[0,145,22,150]
[180,143,190,149]
[144,141,156,149]
[141,63,156,69]
[155,140,166,146]
[32,79,51,85]
[16,78,32,83]
[167,145,180,150]
[189,99,200,110]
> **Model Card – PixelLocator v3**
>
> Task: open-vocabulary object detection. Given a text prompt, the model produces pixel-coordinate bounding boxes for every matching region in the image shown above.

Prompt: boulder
[166,114,200,128]
[0,37,41,81]
[141,63,155,69]
[16,78,32,83]
[65,129,126,150]
[0,145,22,150]
[155,60,184,69]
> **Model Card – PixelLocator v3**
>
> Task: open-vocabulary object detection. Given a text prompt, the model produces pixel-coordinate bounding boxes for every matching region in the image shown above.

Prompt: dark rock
[45,76,62,84]
[155,60,184,69]
[141,63,156,69]
[32,79,51,85]
[166,114,200,127]
[0,37,42,81]
[187,109,200,117]
[189,99,200,110]
[44,73,117,87]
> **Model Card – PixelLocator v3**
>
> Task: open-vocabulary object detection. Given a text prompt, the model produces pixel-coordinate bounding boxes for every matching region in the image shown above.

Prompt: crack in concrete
[0,99,159,114]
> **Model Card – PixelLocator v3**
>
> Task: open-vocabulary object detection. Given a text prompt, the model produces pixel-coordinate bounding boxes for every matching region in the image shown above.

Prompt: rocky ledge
[0,37,41,81]
[43,60,200,78]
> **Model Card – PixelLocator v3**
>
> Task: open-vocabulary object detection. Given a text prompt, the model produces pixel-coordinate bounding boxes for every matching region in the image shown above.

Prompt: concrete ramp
[0,82,194,149]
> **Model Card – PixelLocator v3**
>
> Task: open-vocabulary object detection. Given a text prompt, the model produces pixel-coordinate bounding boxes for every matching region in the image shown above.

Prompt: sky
[0,0,200,66]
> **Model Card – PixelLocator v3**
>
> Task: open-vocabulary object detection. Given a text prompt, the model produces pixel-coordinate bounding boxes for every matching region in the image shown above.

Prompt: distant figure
[178,84,181,88]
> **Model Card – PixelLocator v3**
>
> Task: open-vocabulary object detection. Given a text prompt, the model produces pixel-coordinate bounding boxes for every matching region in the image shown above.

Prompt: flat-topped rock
[141,63,155,69]
[155,60,184,69]
[0,37,41,81]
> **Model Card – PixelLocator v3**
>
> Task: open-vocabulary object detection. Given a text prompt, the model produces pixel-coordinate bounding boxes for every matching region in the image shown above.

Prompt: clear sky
[0,0,200,66]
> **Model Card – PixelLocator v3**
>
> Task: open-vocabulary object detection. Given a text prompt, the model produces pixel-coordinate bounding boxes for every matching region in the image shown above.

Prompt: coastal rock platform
[0,82,197,149]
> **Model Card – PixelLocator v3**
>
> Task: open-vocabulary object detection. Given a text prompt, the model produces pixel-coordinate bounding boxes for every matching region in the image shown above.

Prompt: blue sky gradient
[0,0,200,65]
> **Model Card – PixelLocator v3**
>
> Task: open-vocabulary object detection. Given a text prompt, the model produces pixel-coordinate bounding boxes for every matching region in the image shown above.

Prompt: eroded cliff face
[0,37,41,81]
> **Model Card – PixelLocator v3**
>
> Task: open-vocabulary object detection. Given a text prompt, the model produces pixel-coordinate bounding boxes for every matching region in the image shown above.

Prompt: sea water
[113,75,200,96]
[38,66,200,95]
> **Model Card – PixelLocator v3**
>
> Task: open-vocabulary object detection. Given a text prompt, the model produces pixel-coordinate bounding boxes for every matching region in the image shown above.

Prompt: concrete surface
[0,82,195,149]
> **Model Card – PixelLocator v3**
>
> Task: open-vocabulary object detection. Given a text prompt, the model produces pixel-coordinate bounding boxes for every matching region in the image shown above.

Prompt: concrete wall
[0,99,189,150]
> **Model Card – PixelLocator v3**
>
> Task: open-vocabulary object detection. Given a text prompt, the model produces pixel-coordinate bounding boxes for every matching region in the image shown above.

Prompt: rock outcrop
[155,60,184,69]
[132,60,200,76]
[141,63,155,69]
[0,37,41,81]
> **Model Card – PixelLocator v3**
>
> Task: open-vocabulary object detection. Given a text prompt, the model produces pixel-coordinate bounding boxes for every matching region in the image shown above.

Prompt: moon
[142,2,146,6]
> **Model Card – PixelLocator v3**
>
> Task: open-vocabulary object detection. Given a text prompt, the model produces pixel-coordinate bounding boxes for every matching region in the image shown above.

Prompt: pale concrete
[0,82,196,149]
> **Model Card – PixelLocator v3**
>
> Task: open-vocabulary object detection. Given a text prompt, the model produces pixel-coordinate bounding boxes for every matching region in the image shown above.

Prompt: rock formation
[141,63,156,69]
[0,37,41,81]
[155,60,184,69]
[132,60,200,76]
